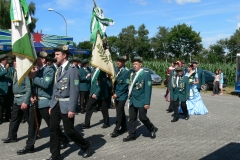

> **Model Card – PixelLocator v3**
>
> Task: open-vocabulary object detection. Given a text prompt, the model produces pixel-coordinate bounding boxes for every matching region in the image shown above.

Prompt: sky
[29,0,240,48]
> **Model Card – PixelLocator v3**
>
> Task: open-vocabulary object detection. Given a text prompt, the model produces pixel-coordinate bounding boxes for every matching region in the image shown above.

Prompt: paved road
[1,88,240,160]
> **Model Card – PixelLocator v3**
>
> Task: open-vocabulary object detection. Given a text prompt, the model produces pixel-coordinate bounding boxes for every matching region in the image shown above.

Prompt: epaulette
[144,70,149,72]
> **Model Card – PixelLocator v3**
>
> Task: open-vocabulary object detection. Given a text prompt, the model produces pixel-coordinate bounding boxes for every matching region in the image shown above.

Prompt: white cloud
[237,23,240,29]
[175,0,201,5]
[130,0,148,6]
[202,33,231,48]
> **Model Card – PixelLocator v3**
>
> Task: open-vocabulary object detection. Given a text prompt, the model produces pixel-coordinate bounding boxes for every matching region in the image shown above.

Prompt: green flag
[90,6,114,43]
[11,0,37,84]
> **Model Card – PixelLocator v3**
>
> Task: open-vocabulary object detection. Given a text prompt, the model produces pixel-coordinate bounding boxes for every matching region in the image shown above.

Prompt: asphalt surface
[0,88,240,160]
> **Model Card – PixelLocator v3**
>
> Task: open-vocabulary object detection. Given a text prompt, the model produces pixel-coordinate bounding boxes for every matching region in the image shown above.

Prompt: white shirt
[39,64,46,70]
[0,63,5,70]
[60,61,69,74]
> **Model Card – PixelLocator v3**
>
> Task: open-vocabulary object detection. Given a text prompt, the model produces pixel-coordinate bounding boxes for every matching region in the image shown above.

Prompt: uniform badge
[45,77,50,82]
[148,81,152,86]
[74,80,79,85]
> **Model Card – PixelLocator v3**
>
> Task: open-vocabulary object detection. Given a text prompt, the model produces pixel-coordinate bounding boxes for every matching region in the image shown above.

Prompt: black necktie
[58,66,62,77]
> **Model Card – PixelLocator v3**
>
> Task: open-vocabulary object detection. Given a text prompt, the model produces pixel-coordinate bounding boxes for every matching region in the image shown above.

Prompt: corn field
[124,61,235,86]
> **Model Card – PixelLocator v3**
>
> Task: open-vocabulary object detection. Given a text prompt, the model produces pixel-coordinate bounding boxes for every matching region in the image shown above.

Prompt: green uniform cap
[131,56,142,63]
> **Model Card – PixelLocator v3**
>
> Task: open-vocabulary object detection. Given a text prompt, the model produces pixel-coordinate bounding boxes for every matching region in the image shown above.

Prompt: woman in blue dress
[184,63,208,115]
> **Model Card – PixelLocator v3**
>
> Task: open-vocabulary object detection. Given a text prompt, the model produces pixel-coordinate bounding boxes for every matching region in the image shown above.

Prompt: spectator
[219,69,224,95]
[212,70,221,96]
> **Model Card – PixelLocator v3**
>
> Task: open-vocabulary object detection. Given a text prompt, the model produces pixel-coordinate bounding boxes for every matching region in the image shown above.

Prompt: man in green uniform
[4,56,15,122]
[0,54,9,124]
[191,60,205,92]
[111,56,129,138]
[81,67,110,129]
[1,57,31,147]
[47,44,91,159]
[17,51,69,155]
[79,59,91,114]
[123,56,156,142]
[169,66,190,122]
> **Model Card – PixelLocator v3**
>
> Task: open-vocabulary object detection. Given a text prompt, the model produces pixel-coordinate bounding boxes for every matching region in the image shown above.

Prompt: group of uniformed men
[0,44,156,159]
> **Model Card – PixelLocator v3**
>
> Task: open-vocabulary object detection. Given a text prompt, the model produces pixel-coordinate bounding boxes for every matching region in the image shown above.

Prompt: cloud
[237,23,240,29]
[175,0,201,5]
[130,0,148,6]
[202,33,231,48]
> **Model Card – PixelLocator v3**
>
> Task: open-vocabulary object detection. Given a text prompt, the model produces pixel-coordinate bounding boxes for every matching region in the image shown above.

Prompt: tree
[135,24,152,60]
[227,29,240,63]
[150,26,170,61]
[0,0,37,32]
[28,2,38,32]
[106,36,119,60]
[167,23,203,62]
[0,0,11,29]
[117,25,137,60]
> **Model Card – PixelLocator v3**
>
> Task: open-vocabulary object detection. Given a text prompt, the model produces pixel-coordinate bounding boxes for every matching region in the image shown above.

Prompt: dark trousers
[26,107,68,149]
[128,105,154,137]
[80,91,89,111]
[50,102,88,158]
[5,86,13,120]
[0,95,6,122]
[84,97,109,126]
[213,81,219,94]
[114,100,127,132]
[173,100,189,120]
[168,99,174,111]
[8,104,29,139]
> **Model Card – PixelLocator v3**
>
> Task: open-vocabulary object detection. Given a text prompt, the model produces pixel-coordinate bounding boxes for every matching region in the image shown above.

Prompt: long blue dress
[180,72,208,115]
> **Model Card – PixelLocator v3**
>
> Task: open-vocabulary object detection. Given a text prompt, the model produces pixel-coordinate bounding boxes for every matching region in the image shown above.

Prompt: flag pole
[93,0,97,8]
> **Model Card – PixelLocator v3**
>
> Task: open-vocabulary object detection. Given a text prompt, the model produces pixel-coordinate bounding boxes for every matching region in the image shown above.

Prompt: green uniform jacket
[0,64,8,95]
[6,66,14,86]
[129,70,152,108]
[33,65,55,108]
[12,70,31,105]
[170,75,190,101]
[79,67,91,91]
[196,67,205,89]
[114,67,129,101]
[89,69,108,100]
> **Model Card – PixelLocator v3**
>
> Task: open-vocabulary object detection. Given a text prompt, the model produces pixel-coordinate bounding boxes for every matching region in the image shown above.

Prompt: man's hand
[21,103,28,110]
[144,105,150,109]
[112,94,117,100]
[86,73,91,78]
[201,85,205,89]
[92,94,97,99]
[48,108,51,115]
[5,64,9,70]
[30,96,37,104]
[28,66,39,79]
[68,111,75,118]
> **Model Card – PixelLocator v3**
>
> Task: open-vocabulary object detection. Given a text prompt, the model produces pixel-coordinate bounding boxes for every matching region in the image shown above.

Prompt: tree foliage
[167,23,203,61]
[0,0,37,32]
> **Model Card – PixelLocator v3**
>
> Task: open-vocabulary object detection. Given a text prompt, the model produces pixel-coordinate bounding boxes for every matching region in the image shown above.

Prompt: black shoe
[150,127,156,139]
[80,110,85,114]
[81,123,90,129]
[101,124,110,129]
[1,137,17,143]
[167,109,173,113]
[17,146,35,155]
[123,136,136,142]
[111,131,120,138]
[60,138,69,150]
[185,116,189,120]
[0,121,2,125]
[82,142,91,158]
[120,128,127,134]
[171,119,178,122]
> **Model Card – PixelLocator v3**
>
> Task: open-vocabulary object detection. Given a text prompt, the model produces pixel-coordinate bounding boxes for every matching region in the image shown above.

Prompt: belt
[55,97,70,102]
[14,94,24,97]
[38,97,49,100]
